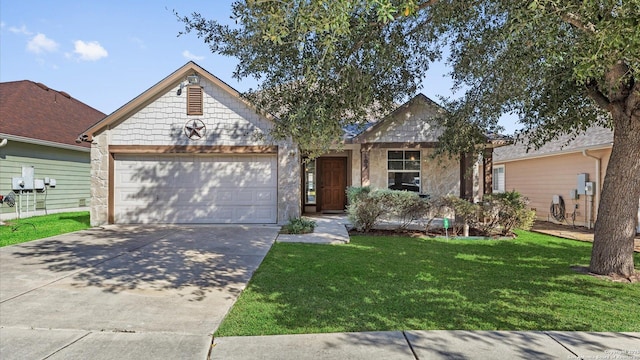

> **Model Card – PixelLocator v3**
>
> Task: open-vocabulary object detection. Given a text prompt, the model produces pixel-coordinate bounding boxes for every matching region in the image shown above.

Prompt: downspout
[0,138,7,147]
[582,149,601,229]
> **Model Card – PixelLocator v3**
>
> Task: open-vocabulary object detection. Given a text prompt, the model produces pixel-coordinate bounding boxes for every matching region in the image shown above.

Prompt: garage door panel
[114,154,278,224]
[115,205,275,224]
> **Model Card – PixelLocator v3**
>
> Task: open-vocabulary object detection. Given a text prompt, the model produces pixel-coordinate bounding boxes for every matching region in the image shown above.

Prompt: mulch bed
[348,227,514,238]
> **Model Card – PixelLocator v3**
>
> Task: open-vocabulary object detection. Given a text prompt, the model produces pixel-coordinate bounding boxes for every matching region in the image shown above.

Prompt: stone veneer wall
[89,78,300,226]
[90,132,109,226]
[367,148,459,198]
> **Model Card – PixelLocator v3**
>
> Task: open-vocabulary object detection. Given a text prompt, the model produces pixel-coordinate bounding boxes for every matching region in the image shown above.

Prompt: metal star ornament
[184,119,206,140]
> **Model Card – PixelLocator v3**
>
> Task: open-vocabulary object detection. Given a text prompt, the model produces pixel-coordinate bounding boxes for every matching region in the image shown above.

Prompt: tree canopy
[179,0,640,277]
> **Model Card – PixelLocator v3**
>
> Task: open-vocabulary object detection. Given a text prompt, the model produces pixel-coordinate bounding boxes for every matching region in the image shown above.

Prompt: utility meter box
[577,173,589,195]
[12,177,25,190]
[585,182,595,196]
[569,189,579,200]
[34,179,45,191]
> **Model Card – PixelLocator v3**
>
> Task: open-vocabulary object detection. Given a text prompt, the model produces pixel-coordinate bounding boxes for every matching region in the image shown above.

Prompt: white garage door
[114,154,277,224]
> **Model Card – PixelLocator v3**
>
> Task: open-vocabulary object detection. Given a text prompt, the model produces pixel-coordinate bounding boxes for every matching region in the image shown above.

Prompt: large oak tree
[178,0,639,277]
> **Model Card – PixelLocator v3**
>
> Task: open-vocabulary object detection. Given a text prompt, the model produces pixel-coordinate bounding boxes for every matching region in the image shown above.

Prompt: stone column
[361,145,371,187]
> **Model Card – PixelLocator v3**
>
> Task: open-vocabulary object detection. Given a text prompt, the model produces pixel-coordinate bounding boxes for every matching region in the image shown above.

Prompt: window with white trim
[388,150,420,192]
[492,165,505,193]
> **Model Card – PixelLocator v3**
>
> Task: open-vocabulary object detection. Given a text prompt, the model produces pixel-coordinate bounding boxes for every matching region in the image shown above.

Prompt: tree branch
[554,7,596,34]
[586,80,611,111]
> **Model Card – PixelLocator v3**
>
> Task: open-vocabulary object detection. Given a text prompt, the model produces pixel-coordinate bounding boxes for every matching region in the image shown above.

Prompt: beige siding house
[494,126,640,233]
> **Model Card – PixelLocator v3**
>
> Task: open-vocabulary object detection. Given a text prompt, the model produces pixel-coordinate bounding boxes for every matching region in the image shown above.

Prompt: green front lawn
[0,211,91,247]
[217,231,640,336]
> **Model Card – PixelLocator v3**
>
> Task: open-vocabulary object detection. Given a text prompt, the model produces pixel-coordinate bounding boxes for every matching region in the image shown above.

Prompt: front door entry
[319,157,347,212]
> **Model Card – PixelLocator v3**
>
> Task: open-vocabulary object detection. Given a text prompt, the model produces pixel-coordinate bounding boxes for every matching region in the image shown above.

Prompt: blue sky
[0,1,519,134]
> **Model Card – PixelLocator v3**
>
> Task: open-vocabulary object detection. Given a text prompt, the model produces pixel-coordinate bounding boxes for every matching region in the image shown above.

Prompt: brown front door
[319,157,347,211]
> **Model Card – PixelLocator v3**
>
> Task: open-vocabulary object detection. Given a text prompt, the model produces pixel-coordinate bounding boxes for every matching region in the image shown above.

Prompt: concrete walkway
[0,225,279,360]
[276,215,351,244]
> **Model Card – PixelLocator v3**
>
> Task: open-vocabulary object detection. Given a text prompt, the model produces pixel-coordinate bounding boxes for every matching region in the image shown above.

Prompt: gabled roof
[80,61,264,141]
[0,80,106,149]
[494,125,613,162]
[351,93,445,143]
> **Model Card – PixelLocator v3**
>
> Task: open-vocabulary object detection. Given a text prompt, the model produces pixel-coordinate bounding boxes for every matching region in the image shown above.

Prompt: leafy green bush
[347,187,430,232]
[376,189,429,229]
[440,191,535,236]
[486,191,536,234]
[346,187,386,232]
[441,195,480,235]
[281,217,317,234]
[346,186,372,204]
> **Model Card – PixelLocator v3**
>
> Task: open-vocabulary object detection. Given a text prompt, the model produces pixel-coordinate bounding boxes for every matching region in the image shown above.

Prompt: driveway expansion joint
[42,331,92,360]
[402,331,420,360]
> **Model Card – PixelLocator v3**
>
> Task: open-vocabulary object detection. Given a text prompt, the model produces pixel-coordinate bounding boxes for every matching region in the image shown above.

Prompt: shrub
[347,187,430,232]
[282,217,317,234]
[346,187,385,232]
[346,186,372,204]
[441,191,535,236]
[441,195,480,235]
[377,190,429,230]
[487,191,536,234]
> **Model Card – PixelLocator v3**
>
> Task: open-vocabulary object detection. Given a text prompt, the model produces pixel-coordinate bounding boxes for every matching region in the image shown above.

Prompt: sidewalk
[210,330,640,359]
[211,215,640,360]
[276,215,351,244]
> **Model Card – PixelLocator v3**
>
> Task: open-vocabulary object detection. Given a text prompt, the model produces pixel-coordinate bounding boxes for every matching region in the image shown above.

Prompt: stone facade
[90,132,109,226]
[345,93,485,202]
[366,148,459,198]
[89,67,300,226]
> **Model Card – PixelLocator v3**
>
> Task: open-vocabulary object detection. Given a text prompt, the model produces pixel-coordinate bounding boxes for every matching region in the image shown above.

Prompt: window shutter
[187,86,203,115]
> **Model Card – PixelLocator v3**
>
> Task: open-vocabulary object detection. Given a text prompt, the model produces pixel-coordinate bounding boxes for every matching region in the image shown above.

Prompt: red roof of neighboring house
[0,80,106,148]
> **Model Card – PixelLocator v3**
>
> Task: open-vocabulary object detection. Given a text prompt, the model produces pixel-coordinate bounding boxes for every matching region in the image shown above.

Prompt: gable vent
[187,86,203,116]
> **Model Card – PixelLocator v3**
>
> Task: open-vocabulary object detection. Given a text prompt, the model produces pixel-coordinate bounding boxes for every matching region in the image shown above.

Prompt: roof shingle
[494,126,613,162]
[0,80,106,148]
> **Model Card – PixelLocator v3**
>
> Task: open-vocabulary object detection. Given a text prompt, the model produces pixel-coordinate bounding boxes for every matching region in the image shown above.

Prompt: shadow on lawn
[5,225,275,302]
[58,212,91,226]
[228,235,640,337]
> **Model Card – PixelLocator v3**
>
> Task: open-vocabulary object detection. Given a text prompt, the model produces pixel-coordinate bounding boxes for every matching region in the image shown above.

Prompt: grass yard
[216,231,640,336]
[0,211,90,247]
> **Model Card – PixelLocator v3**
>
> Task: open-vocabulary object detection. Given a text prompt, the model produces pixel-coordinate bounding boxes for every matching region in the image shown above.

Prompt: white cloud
[182,50,204,61]
[73,40,108,61]
[27,33,59,53]
[9,24,32,35]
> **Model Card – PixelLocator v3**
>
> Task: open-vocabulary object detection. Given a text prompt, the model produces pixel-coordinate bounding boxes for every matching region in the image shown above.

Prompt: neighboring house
[80,62,506,226]
[493,126,640,233]
[0,81,106,221]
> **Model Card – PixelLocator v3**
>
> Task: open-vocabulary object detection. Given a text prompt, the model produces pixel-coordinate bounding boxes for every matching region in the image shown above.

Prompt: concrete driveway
[0,224,279,360]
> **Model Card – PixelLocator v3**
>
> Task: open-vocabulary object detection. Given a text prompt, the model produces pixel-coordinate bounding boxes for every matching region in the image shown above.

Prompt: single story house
[0,80,106,221]
[79,62,506,226]
[493,126,640,233]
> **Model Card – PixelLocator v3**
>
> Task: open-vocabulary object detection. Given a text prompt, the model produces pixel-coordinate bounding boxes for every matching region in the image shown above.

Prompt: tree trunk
[589,104,640,277]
